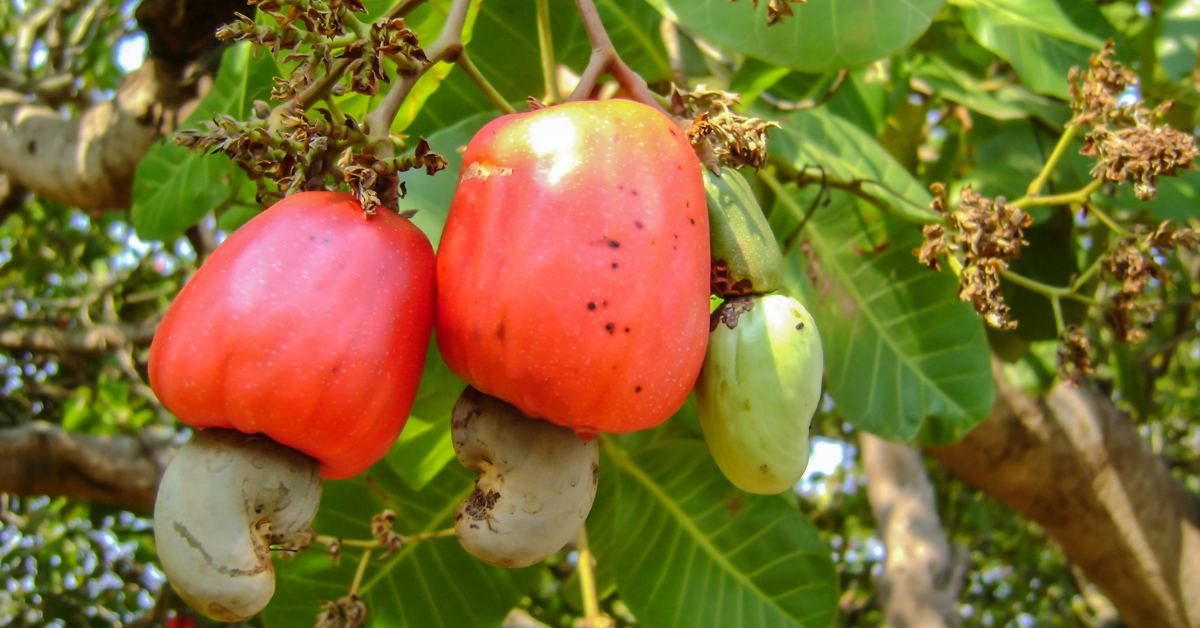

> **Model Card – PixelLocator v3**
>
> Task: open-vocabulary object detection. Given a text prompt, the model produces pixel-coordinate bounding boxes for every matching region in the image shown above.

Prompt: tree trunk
[928,360,1200,628]
[861,433,962,628]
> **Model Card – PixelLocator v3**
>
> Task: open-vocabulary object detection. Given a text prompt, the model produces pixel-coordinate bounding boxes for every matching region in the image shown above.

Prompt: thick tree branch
[0,0,247,211]
[0,321,158,355]
[0,421,174,511]
[928,360,1200,628]
[861,434,963,628]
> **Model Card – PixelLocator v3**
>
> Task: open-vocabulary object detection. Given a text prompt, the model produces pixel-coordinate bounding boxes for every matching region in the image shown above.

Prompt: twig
[576,525,610,628]
[364,0,473,156]
[760,69,849,111]
[536,0,558,103]
[457,51,515,115]
[349,547,373,595]
[566,0,667,115]
[1011,178,1102,210]
[1026,124,1080,197]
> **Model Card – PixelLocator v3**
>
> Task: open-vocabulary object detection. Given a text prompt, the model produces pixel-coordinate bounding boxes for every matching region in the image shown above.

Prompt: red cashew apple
[436,99,710,436]
[149,191,436,621]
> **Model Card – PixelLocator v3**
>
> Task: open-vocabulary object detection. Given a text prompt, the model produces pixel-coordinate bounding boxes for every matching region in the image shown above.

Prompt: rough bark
[0,321,158,354]
[928,361,1200,628]
[861,433,962,628]
[0,0,247,211]
[0,421,174,511]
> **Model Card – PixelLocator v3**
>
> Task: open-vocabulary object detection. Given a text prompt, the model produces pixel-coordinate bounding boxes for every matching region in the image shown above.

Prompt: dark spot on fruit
[686,201,690,207]
[587,302,596,310]
[602,301,607,306]
[635,386,642,393]
[670,129,677,136]
[635,221,644,229]
[309,236,317,241]
[624,327,630,333]
[605,323,615,333]
[689,218,695,225]
[27,140,36,154]
[607,240,620,249]
[331,366,339,373]
[677,164,683,171]
[255,504,263,514]
[618,184,625,190]
[612,263,619,269]
[759,464,770,474]
[496,323,506,339]
[631,190,639,196]
[795,321,805,330]
[324,237,332,242]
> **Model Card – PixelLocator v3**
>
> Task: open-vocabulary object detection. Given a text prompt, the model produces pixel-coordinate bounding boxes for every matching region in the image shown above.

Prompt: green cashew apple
[695,294,823,494]
[704,167,783,298]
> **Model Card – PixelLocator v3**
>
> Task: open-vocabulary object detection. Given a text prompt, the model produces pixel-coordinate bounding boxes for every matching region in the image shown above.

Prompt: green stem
[1012,177,1102,209]
[576,525,605,628]
[348,547,372,596]
[1026,124,1080,197]
[457,51,515,114]
[1072,252,1107,291]
[1051,296,1065,335]
[1001,268,1101,306]
[536,0,557,103]
[1086,202,1131,238]
[386,0,429,19]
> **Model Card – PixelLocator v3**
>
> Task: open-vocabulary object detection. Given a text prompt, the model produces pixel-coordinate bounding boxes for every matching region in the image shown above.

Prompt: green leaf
[267,462,537,628]
[958,0,1119,99]
[912,54,1071,127]
[1158,0,1200,84]
[387,336,467,491]
[772,189,994,444]
[660,0,945,72]
[589,436,838,628]
[130,43,279,241]
[770,108,937,224]
[406,0,671,139]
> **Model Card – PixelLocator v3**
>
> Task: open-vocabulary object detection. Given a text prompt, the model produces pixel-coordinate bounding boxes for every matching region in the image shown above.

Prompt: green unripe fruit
[695,294,823,494]
[705,167,784,297]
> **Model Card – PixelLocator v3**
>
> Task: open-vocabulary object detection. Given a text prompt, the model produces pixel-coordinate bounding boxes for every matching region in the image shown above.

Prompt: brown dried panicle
[1080,112,1198,201]
[1068,44,1198,201]
[370,510,405,559]
[1056,325,1095,383]
[671,86,779,170]
[276,525,317,559]
[915,185,1033,329]
[324,537,343,565]
[1102,237,1164,344]
[1068,40,1137,127]
[316,593,368,628]
[1144,221,1200,250]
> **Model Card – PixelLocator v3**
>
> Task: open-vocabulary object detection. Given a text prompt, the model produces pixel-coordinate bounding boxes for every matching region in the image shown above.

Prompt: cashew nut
[153,428,322,621]
[452,387,599,568]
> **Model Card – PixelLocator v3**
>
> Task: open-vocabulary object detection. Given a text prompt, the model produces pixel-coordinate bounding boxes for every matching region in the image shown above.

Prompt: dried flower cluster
[916,184,1033,329]
[1101,221,1199,344]
[370,509,405,559]
[733,0,807,26]
[316,593,368,628]
[670,86,779,170]
[1057,325,1095,383]
[1070,41,1198,200]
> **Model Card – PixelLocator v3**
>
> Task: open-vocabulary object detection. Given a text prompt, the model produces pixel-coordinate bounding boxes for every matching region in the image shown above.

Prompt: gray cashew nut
[452,387,599,568]
[153,429,322,621]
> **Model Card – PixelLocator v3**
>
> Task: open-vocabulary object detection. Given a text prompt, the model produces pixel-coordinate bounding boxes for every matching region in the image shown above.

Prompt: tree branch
[0,0,248,211]
[0,421,174,511]
[0,321,158,355]
[927,359,1200,628]
[861,434,964,628]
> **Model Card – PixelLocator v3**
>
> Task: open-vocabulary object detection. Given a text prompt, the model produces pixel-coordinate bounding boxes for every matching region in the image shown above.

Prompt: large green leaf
[660,0,945,72]
[912,54,1071,127]
[406,0,671,139]
[1158,0,1200,84]
[958,0,1119,99]
[266,461,537,628]
[130,43,279,241]
[589,436,838,628]
[770,108,938,224]
[772,189,994,444]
